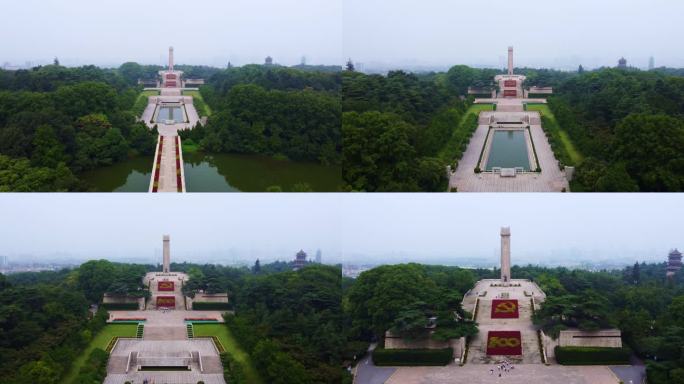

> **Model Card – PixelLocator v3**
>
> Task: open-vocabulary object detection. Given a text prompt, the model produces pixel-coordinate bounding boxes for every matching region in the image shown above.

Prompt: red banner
[491,299,519,319]
[503,90,517,97]
[158,281,174,291]
[156,296,175,307]
[486,331,522,355]
[504,80,517,87]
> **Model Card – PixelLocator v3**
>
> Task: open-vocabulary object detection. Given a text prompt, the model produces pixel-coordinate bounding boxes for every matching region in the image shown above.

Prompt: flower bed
[486,331,522,356]
[175,136,182,192]
[491,299,519,319]
[156,296,176,307]
[158,281,174,291]
[152,136,163,192]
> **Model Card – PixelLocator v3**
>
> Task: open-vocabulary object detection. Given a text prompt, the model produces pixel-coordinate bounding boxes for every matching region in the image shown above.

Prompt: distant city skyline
[0,194,682,269]
[0,0,342,68]
[344,0,684,70]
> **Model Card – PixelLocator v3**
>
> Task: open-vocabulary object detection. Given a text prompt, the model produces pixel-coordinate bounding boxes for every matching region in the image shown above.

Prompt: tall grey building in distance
[649,56,655,70]
[315,249,322,264]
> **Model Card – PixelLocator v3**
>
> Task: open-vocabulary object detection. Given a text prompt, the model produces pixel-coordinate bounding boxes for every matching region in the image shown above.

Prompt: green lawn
[526,104,583,165]
[132,90,159,117]
[61,324,137,384]
[466,103,494,118]
[182,90,212,117]
[193,323,264,384]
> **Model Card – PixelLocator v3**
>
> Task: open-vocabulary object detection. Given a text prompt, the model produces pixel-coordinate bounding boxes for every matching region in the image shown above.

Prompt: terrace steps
[136,323,145,339]
[186,323,194,339]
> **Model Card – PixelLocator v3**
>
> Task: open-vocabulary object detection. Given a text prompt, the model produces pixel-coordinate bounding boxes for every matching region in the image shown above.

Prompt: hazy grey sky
[0,194,343,264]
[344,0,684,70]
[1,194,682,266]
[1,0,342,67]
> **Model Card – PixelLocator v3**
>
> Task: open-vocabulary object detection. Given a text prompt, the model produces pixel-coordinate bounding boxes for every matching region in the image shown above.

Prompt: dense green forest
[343,64,684,192]
[223,264,343,384]
[341,66,575,191]
[180,64,341,165]
[0,260,342,384]
[0,63,341,191]
[344,262,684,383]
[0,64,157,191]
[548,68,684,191]
[342,70,465,191]
[0,260,152,383]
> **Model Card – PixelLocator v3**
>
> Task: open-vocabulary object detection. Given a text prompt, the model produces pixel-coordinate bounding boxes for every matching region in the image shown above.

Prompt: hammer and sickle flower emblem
[494,301,517,313]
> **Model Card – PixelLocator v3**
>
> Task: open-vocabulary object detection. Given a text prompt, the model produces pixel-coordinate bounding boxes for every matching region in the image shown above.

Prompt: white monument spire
[500,227,511,282]
[507,46,514,75]
[162,235,170,273]
[169,46,174,72]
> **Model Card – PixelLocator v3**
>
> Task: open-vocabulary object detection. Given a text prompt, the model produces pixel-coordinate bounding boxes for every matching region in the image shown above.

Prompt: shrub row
[373,348,453,366]
[101,302,139,310]
[220,351,246,384]
[192,302,233,310]
[554,346,631,365]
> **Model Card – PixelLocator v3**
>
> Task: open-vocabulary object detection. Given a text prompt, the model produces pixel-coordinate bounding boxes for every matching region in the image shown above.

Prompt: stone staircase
[467,297,543,364]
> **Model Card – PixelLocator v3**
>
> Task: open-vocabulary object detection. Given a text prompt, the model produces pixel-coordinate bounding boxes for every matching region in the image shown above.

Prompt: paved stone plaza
[450,104,568,192]
[382,364,619,384]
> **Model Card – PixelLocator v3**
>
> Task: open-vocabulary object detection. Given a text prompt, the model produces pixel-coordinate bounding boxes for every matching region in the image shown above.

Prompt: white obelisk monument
[169,46,174,71]
[508,46,514,75]
[162,235,171,273]
[501,227,511,283]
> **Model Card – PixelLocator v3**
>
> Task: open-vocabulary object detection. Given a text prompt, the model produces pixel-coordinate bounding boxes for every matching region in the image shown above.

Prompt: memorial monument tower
[508,46,514,75]
[500,227,511,282]
[168,46,174,71]
[162,235,171,273]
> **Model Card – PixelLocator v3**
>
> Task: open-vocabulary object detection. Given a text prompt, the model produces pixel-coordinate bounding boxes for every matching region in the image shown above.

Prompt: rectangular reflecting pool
[155,106,184,123]
[485,130,531,171]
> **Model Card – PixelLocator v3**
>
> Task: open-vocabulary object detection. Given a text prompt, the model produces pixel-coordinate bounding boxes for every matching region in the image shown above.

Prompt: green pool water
[80,153,342,192]
[485,130,531,171]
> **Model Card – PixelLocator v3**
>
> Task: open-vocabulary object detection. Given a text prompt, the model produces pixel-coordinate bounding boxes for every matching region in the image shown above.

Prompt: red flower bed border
[486,331,522,355]
[152,136,163,192]
[175,136,182,192]
[491,299,519,319]
[112,317,146,321]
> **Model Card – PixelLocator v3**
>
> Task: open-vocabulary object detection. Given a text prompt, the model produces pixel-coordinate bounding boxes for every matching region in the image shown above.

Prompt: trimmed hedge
[555,346,631,365]
[373,348,453,366]
[101,302,139,310]
[192,302,232,310]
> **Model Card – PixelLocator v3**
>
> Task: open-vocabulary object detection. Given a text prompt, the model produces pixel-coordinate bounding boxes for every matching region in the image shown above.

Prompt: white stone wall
[558,329,623,348]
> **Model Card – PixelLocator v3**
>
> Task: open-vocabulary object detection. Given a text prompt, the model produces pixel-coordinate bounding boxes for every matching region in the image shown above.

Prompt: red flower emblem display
[486,331,522,355]
[156,296,175,307]
[158,281,174,291]
[491,299,519,319]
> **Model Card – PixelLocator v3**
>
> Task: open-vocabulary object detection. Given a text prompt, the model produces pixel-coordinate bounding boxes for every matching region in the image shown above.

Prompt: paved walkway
[610,364,645,384]
[383,365,619,384]
[354,343,397,384]
[450,108,569,192]
[149,135,186,192]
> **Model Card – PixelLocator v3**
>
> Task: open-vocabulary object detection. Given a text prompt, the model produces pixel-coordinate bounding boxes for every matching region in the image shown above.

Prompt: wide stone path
[151,135,185,193]
[384,365,618,384]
